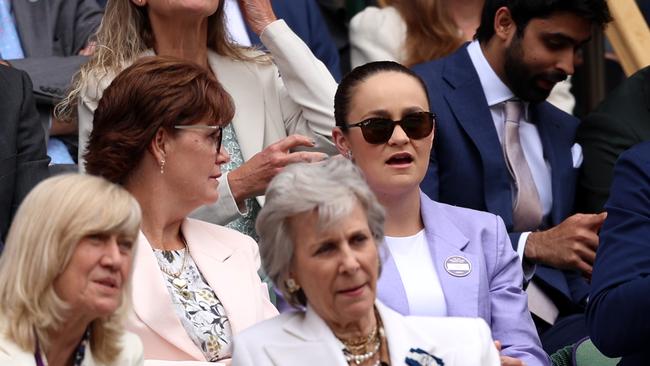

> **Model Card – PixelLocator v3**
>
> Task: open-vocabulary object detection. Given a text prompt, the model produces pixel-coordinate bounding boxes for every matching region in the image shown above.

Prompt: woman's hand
[494,341,525,366]
[238,0,278,35]
[228,135,328,205]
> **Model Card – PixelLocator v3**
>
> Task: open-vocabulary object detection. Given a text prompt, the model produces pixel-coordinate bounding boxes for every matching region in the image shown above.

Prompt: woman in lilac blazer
[331,61,549,366]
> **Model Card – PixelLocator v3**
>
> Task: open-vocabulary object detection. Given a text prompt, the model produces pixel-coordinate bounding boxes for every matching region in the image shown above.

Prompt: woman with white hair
[0,174,143,365]
[232,158,500,366]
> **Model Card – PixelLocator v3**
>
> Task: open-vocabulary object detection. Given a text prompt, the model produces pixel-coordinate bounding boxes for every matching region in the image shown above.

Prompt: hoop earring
[285,278,300,293]
[160,159,166,174]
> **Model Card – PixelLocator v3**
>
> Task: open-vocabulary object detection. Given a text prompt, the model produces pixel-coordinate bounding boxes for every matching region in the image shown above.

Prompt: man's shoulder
[411,45,469,78]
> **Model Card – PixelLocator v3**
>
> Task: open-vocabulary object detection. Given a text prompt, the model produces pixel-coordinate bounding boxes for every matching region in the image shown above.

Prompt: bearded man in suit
[412,0,611,352]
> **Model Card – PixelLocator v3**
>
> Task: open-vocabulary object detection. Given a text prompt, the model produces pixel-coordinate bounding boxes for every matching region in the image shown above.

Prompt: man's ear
[493,6,517,43]
[332,127,352,157]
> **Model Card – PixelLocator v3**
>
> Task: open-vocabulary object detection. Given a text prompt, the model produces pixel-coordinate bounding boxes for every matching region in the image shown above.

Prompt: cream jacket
[0,329,143,365]
[78,20,338,224]
[232,301,500,366]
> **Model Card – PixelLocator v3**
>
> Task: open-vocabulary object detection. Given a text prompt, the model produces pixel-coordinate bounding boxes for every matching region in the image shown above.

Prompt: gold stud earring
[285,278,300,293]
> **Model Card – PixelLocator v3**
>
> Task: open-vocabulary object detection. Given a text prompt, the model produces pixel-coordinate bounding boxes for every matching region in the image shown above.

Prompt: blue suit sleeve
[587,143,650,357]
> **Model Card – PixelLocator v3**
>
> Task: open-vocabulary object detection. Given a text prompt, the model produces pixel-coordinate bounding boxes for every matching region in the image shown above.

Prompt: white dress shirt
[224,0,252,47]
[467,40,559,264]
[385,230,448,317]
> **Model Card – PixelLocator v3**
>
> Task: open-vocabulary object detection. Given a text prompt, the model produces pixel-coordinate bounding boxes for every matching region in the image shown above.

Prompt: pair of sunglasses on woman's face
[344,111,435,144]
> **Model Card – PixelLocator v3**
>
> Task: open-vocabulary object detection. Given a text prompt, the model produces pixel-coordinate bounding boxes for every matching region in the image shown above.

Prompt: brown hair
[85,56,235,184]
[379,0,463,66]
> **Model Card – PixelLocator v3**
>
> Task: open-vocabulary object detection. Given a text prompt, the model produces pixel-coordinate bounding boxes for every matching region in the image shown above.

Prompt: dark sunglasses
[343,111,435,144]
[174,124,223,153]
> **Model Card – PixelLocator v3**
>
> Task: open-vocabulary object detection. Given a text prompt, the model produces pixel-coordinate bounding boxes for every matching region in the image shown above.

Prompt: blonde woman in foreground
[0,174,143,366]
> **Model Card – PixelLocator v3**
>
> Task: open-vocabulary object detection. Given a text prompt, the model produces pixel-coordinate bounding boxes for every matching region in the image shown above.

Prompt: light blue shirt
[0,0,25,60]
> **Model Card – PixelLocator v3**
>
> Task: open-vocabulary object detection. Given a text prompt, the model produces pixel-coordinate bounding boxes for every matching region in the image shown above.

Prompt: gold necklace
[337,309,385,366]
[157,234,189,290]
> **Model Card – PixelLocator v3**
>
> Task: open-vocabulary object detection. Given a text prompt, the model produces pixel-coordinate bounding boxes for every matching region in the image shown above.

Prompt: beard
[503,37,568,103]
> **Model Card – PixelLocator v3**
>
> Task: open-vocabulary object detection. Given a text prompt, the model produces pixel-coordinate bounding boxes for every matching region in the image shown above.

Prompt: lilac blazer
[377,192,549,366]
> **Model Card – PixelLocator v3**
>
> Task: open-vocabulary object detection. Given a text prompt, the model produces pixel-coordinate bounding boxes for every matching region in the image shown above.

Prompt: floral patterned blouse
[221,124,261,240]
[154,249,233,361]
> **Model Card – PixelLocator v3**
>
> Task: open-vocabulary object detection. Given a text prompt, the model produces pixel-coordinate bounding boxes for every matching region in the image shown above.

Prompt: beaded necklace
[34,327,91,366]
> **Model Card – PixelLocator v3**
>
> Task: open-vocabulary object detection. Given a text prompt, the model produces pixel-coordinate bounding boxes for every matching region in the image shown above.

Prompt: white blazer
[78,20,338,224]
[0,329,143,366]
[231,301,500,366]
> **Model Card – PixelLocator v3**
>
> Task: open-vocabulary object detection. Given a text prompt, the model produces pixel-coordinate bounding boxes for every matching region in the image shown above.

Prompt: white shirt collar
[467,40,530,119]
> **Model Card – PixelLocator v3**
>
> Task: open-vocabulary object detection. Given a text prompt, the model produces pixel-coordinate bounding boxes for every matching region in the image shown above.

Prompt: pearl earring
[285,278,300,293]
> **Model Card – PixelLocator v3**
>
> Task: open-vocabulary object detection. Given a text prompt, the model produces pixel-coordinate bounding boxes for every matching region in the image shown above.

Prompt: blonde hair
[378,0,462,66]
[58,0,260,121]
[0,174,141,363]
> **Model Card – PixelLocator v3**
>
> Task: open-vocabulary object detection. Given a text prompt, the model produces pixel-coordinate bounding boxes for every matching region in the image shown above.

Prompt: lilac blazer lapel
[377,245,410,315]
[420,193,480,318]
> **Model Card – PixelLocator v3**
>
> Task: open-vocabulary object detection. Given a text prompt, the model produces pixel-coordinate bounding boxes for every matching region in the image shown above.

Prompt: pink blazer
[127,218,278,364]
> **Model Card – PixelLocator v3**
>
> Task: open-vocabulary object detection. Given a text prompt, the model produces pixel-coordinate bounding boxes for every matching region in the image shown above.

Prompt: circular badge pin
[444,256,472,277]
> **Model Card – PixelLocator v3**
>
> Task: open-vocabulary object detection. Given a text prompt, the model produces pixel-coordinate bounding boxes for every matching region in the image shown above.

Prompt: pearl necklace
[338,311,386,366]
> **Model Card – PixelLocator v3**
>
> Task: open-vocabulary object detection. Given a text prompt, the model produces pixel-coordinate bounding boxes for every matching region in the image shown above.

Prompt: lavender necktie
[0,0,24,60]
[503,100,543,232]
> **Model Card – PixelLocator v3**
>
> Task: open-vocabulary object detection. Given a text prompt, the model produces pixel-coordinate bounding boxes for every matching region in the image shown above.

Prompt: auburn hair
[85,56,235,185]
[379,0,463,66]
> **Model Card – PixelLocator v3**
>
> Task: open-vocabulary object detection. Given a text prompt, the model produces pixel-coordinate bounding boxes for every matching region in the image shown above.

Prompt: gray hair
[256,157,385,308]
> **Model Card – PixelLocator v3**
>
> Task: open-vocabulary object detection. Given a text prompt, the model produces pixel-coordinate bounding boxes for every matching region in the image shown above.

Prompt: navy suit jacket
[587,142,650,365]
[412,44,589,308]
[246,0,342,81]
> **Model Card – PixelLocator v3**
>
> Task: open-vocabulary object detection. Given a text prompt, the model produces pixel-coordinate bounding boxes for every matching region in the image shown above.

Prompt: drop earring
[285,278,300,293]
[160,158,166,174]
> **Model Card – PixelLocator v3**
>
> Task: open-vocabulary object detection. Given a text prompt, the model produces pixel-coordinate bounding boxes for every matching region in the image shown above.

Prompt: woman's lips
[95,277,119,290]
[338,283,366,297]
[386,152,414,167]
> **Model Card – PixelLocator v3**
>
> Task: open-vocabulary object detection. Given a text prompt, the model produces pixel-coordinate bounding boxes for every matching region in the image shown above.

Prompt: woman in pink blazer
[85,57,277,364]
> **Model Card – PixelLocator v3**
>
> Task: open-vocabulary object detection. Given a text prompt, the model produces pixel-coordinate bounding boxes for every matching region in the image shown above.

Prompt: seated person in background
[350,0,462,67]
[0,0,102,163]
[576,66,650,213]
[223,0,342,80]
[85,57,278,364]
[0,65,50,248]
[0,174,143,365]
[233,158,501,366]
[63,0,336,238]
[587,141,650,366]
[332,61,547,366]
[413,0,611,353]
[349,0,576,114]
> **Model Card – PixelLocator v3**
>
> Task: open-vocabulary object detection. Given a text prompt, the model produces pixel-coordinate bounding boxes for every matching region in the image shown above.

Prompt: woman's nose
[216,145,230,165]
[339,246,361,274]
[387,124,409,146]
